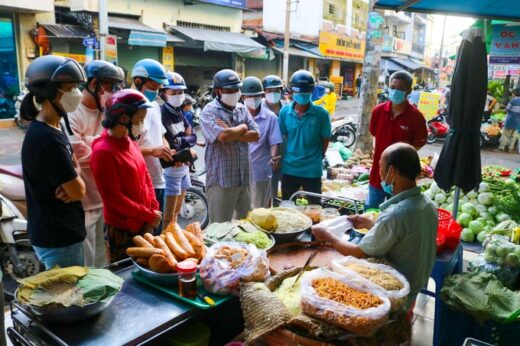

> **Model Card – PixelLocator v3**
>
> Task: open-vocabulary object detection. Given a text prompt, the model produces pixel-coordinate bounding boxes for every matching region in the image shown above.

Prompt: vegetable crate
[323,200,360,216]
[438,302,520,346]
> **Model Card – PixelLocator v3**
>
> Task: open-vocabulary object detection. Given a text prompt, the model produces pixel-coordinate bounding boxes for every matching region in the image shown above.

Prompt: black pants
[281,174,322,205]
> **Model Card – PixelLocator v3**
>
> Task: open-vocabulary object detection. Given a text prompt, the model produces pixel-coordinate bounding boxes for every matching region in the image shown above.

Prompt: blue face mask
[293,93,312,105]
[388,89,406,105]
[381,168,396,195]
[143,89,158,102]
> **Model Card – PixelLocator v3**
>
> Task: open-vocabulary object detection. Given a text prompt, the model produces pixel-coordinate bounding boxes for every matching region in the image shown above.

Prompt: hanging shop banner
[85,46,94,64]
[418,92,441,120]
[53,52,87,64]
[162,46,174,72]
[382,36,412,55]
[319,30,365,63]
[105,34,118,64]
[490,25,520,64]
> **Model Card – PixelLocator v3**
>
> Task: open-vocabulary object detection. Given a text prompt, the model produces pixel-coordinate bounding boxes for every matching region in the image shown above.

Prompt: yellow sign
[105,34,118,64]
[418,92,441,120]
[162,46,174,72]
[52,52,87,63]
[319,31,365,62]
[330,75,344,84]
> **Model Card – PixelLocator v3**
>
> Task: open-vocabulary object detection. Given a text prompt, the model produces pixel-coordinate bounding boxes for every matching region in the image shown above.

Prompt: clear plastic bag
[300,268,390,337]
[315,216,353,238]
[199,242,269,296]
[332,257,410,312]
[483,235,520,269]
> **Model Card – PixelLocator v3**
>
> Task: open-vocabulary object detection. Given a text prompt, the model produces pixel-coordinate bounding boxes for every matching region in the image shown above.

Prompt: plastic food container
[320,208,340,222]
[305,205,322,224]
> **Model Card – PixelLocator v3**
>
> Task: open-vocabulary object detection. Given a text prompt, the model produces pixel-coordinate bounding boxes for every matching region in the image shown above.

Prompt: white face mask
[99,90,112,109]
[131,122,145,138]
[220,91,241,107]
[325,88,331,94]
[244,96,262,110]
[59,87,82,113]
[265,91,281,104]
[167,93,186,108]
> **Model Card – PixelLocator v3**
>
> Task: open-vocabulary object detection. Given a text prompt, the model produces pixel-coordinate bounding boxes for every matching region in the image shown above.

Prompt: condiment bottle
[177,260,198,298]
[305,205,323,224]
[320,208,340,222]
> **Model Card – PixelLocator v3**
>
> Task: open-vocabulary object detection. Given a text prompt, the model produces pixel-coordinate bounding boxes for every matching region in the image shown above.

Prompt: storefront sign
[418,92,441,120]
[198,0,245,8]
[162,46,174,72]
[52,52,87,64]
[318,31,365,62]
[85,46,94,63]
[490,25,520,64]
[382,36,412,55]
[105,34,118,64]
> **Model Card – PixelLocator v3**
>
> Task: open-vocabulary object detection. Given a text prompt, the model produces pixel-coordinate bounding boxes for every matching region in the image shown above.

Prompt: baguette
[162,223,175,234]
[143,233,156,246]
[173,227,196,257]
[149,254,171,273]
[154,236,178,271]
[185,222,203,240]
[135,257,149,267]
[126,247,162,258]
[183,230,204,261]
[165,232,188,260]
[133,235,153,248]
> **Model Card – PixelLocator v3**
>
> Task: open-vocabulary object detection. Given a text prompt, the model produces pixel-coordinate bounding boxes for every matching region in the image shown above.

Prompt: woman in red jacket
[91,89,162,262]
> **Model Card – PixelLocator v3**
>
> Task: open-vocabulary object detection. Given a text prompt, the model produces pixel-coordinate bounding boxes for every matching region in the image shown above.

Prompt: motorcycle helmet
[131,59,168,86]
[24,55,86,133]
[262,75,283,90]
[103,89,153,140]
[84,60,124,111]
[162,72,187,90]
[289,70,315,93]
[241,76,263,96]
[212,69,242,90]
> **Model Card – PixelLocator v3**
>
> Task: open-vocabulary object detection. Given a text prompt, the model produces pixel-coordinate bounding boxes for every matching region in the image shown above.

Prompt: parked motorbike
[378,88,389,104]
[13,91,30,130]
[480,118,502,148]
[177,169,208,230]
[427,109,450,144]
[331,116,357,148]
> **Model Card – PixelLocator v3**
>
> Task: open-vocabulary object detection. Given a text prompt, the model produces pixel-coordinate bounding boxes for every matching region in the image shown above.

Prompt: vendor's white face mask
[220,91,241,107]
[265,91,281,104]
[131,122,145,138]
[167,94,186,108]
[244,97,262,110]
[59,88,82,113]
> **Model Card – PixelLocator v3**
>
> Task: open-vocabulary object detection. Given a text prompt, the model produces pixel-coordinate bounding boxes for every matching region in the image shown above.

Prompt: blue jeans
[33,241,85,270]
[154,188,165,235]
[365,185,388,211]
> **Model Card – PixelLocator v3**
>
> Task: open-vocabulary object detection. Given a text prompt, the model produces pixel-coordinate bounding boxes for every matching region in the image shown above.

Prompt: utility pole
[98,0,108,60]
[283,0,291,84]
[437,15,447,87]
[354,0,384,153]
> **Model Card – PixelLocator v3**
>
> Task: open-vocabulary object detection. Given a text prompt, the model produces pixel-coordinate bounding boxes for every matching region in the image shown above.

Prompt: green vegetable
[496,212,511,223]
[477,231,488,243]
[462,228,475,242]
[234,230,272,250]
[467,191,478,199]
[357,172,369,182]
[488,206,498,215]
[469,220,484,235]
[477,193,494,206]
[483,252,496,263]
[479,182,490,192]
[461,203,478,218]
[476,205,488,214]
[435,194,447,203]
[486,220,496,227]
[457,213,473,228]
[497,245,510,258]
[505,253,520,266]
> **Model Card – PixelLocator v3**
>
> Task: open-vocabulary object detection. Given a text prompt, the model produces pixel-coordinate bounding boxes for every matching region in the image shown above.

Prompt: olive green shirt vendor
[312,143,437,310]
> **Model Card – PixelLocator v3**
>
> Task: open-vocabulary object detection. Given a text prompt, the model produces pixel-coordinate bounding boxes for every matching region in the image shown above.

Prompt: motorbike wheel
[427,126,437,144]
[177,187,209,229]
[331,126,356,148]
[3,250,41,281]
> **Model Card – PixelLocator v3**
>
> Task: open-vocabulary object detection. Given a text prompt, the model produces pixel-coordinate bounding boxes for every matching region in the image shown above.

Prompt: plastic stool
[420,244,463,346]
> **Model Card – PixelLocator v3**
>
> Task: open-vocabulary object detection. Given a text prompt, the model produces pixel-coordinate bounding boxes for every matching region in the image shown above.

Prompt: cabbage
[506,253,520,267]
[424,190,433,199]
[486,220,496,227]
[440,204,449,210]
[476,205,488,214]
[461,203,477,218]
[457,213,473,227]
[477,231,488,243]
[483,225,492,233]
[496,212,511,223]
[479,212,490,220]
[435,194,447,203]
[446,203,454,212]
[488,206,498,216]
[447,196,454,203]
[469,220,484,235]
[479,182,490,192]
[461,228,475,242]
[477,193,493,206]
[460,196,469,204]
[430,182,441,194]
[469,199,479,206]
[467,191,478,199]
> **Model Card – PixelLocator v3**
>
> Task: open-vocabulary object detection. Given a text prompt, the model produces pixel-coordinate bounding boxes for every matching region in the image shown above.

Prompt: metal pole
[98,0,108,61]
[452,187,461,220]
[437,15,447,87]
[282,0,291,84]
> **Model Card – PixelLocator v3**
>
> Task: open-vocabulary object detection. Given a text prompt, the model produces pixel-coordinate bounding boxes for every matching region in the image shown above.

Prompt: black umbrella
[434,27,488,217]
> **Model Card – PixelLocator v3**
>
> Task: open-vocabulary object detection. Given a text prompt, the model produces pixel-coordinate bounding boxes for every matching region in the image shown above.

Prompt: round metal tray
[270,208,313,242]
[131,257,181,285]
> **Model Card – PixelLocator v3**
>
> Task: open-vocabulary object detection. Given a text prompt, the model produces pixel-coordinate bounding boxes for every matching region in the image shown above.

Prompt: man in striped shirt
[499,88,520,153]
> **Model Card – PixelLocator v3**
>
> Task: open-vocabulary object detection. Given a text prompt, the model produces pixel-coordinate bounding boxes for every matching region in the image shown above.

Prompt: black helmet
[84,60,124,84]
[241,76,263,96]
[289,70,315,93]
[212,69,242,89]
[262,75,283,90]
[25,55,86,100]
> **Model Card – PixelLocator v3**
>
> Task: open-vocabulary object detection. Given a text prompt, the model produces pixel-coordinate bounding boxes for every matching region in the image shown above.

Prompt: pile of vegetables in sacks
[424,178,520,245]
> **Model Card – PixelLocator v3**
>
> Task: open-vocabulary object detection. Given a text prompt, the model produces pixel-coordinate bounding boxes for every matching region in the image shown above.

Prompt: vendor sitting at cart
[312,143,437,310]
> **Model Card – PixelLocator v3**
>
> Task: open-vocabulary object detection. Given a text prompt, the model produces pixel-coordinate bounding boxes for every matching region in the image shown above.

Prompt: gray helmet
[212,69,242,89]
[289,70,315,93]
[262,75,283,90]
[241,76,263,96]
[25,55,86,100]
[84,60,124,84]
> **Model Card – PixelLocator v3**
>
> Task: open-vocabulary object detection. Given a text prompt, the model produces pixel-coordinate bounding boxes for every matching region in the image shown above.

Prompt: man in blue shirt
[499,88,520,153]
[279,70,331,203]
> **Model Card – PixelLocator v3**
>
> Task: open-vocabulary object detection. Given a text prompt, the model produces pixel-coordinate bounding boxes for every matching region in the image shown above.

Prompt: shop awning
[273,40,324,59]
[389,57,422,71]
[380,58,402,72]
[108,16,167,47]
[166,33,184,43]
[410,57,433,71]
[40,24,90,39]
[273,46,323,59]
[167,25,267,57]
[374,0,520,21]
